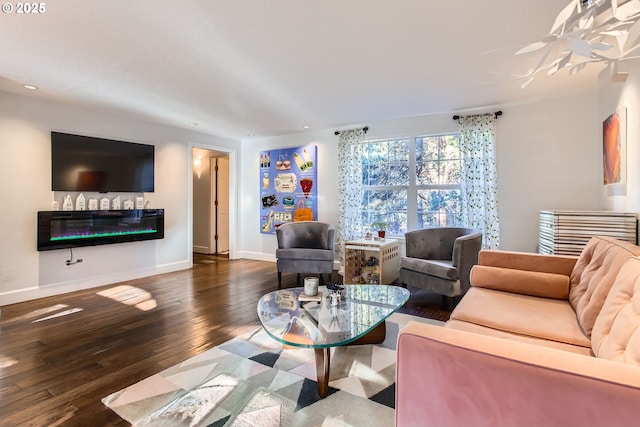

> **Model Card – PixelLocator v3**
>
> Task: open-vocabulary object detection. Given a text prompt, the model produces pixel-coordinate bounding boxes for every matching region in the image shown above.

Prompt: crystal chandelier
[517,0,640,87]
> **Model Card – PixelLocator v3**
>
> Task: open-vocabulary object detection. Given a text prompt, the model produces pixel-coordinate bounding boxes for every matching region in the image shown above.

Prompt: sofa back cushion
[591,256,640,365]
[569,236,640,337]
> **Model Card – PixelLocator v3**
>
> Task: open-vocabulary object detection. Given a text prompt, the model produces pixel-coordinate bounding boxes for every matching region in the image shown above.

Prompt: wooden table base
[313,321,387,398]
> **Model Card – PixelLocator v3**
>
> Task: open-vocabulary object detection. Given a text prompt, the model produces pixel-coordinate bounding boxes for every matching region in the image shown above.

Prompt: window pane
[416,162,438,185]
[415,135,461,186]
[362,139,409,186]
[416,137,437,162]
[439,135,460,160]
[417,189,462,228]
[362,189,408,235]
[439,160,461,184]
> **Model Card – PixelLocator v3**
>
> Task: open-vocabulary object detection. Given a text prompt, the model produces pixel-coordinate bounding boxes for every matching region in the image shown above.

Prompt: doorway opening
[192,148,230,257]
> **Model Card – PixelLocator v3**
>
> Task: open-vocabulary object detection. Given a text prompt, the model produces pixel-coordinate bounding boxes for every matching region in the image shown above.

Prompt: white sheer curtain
[336,129,366,262]
[458,113,500,249]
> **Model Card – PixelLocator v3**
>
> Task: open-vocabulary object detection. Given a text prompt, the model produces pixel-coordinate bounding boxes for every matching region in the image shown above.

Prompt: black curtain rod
[453,111,502,121]
[334,126,369,136]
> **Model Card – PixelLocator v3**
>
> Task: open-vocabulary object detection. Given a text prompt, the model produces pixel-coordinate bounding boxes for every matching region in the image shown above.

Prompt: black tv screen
[51,132,155,193]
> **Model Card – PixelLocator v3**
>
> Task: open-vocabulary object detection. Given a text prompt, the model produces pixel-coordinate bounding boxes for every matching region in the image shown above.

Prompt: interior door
[211,157,230,254]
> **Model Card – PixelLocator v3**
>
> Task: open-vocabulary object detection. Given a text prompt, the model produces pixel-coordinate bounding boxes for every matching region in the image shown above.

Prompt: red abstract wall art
[603,108,626,185]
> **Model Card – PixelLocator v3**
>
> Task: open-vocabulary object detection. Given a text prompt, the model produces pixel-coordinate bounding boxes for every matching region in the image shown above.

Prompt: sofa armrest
[470,265,570,299]
[396,322,640,427]
[478,249,578,275]
[470,250,577,298]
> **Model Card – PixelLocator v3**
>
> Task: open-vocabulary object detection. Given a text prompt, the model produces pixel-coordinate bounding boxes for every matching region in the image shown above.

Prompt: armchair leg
[278,272,282,289]
[297,273,301,286]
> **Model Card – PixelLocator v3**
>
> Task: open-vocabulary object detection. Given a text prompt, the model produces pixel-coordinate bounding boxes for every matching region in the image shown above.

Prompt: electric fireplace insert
[37,209,164,251]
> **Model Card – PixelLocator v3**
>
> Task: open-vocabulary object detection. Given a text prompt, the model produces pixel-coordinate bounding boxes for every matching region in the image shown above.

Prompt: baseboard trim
[193,245,211,254]
[0,260,190,306]
[236,251,276,263]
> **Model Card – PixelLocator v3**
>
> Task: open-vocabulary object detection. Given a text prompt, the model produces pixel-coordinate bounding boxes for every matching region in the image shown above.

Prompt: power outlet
[63,253,84,267]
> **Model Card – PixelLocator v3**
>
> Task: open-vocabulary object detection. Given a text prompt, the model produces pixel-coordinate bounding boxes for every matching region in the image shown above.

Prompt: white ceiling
[0,0,603,140]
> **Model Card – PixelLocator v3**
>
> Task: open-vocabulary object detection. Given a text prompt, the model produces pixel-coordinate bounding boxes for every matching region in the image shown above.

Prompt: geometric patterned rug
[102,313,443,426]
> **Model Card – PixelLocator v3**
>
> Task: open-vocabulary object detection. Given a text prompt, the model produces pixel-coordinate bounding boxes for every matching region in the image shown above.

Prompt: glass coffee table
[257,284,410,398]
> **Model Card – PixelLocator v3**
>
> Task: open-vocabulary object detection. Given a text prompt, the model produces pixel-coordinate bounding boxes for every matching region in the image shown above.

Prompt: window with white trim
[361,133,462,236]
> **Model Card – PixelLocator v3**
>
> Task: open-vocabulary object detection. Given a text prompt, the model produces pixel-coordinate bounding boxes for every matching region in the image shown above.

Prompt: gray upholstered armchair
[276,221,335,288]
[399,227,482,308]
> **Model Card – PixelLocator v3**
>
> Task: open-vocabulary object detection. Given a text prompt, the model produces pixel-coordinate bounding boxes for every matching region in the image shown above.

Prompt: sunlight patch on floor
[0,355,18,368]
[97,285,157,311]
[32,307,84,323]
[3,304,86,324]
[349,359,385,383]
[16,304,69,321]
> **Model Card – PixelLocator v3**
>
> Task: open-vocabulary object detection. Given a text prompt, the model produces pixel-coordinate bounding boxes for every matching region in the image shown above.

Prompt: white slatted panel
[539,210,638,256]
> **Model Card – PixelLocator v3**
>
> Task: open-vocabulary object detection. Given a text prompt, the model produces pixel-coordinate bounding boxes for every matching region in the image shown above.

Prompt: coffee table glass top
[257,284,410,348]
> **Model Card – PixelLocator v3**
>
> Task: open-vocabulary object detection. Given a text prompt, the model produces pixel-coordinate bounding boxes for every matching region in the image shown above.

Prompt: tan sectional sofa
[396,236,640,427]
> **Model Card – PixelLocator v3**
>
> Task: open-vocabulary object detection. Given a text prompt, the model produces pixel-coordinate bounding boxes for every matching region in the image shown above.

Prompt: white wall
[599,60,640,219]
[0,91,237,305]
[238,90,602,259]
[0,82,607,305]
[498,91,603,251]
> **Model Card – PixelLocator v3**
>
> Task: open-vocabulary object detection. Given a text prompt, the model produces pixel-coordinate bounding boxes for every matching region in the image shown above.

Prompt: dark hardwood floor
[0,255,450,426]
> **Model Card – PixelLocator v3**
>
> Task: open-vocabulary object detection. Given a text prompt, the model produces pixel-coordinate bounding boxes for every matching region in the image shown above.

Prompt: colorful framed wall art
[259,145,317,234]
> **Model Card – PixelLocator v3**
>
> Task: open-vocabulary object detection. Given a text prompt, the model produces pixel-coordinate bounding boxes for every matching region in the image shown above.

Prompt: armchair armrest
[452,232,482,294]
[397,322,640,427]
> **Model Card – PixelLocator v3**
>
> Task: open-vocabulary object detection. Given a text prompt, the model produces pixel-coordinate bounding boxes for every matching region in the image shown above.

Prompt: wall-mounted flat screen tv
[51,132,155,193]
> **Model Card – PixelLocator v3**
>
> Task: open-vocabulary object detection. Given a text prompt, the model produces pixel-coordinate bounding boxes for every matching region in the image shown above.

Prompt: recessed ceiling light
[189,122,198,126]
[23,84,38,90]
[248,133,255,137]
[302,125,310,129]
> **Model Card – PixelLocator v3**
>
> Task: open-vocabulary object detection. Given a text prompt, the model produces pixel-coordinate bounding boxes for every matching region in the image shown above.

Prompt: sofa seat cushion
[450,287,591,348]
[592,257,640,366]
[569,236,640,338]
[275,248,334,261]
[446,319,592,356]
[400,257,458,280]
